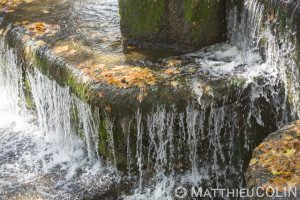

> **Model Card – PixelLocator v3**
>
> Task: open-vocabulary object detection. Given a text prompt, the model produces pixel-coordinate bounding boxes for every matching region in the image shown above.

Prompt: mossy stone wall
[118,0,226,52]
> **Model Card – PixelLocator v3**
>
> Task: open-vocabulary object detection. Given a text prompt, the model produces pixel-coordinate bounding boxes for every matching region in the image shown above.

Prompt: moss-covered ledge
[118,0,226,52]
[247,120,300,199]
[0,0,287,180]
[0,0,248,172]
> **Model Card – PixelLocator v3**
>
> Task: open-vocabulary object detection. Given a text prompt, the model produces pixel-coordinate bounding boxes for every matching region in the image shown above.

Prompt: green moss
[98,119,110,159]
[24,75,35,109]
[184,0,215,35]
[66,73,88,102]
[118,0,166,37]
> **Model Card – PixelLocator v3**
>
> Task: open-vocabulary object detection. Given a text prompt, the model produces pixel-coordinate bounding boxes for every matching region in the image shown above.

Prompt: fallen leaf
[126,46,138,50]
[171,81,178,86]
[282,134,293,140]
[197,82,204,88]
[25,46,30,54]
[188,67,196,72]
[22,34,30,42]
[270,14,275,21]
[167,59,182,67]
[42,10,50,14]
[35,40,46,48]
[54,46,69,53]
[205,86,212,92]
[65,49,77,55]
[282,148,295,157]
[165,68,180,74]
[250,158,258,166]
[271,170,281,175]
[137,94,143,101]
[98,92,104,98]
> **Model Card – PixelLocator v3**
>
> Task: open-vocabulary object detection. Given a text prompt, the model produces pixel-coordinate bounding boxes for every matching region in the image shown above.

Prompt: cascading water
[124,0,299,199]
[0,43,120,199]
[0,0,299,199]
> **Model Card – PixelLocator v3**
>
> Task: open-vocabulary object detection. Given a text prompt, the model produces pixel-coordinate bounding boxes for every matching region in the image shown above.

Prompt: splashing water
[0,43,120,199]
[125,0,299,199]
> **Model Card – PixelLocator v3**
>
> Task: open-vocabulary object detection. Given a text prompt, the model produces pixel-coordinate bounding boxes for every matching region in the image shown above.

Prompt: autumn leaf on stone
[0,0,24,12]
[171,81,178,86]
[167,59,182,67]
[249,158,258,166]
[126,46,138,50]
[249,124,300,193]
[188,67,196,72]
[24,22,60,38]
[65,50,77,55]
[98,92,104,98]
[98,65,156,88]
[282,148,295,157]
[35,40,46,48]
[54,46,69,53]
[137,94,143,101]
[205,86,212,92]
[22,34,30,42]
[164,68,180,74]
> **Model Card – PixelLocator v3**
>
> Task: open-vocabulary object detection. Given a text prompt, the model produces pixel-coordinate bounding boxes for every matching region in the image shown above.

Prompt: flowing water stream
[0,0,299,199]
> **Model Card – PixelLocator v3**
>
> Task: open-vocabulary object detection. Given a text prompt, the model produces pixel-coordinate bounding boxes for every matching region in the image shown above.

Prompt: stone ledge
[247,120,300,199]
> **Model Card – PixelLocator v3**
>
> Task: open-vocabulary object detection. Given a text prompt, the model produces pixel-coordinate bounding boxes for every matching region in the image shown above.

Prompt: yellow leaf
[249,158,258,166]
[205,86,212,92]
[271,170,281,175]
[25,46,30,54]
[282,148,295,157]
[171,81,178,86]
[126,46,138,50]
[188,67,196,72]
[167,59,182,67]
[282,134,293,140]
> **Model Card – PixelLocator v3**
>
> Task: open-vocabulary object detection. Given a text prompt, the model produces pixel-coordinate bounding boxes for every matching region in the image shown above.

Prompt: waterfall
[126,0,299,199]
[0,42,119,199]
[0,0,299,199]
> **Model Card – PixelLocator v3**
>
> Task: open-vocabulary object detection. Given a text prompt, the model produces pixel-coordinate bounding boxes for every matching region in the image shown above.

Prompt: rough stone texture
[247,120,300,200]
[118,0,226,52]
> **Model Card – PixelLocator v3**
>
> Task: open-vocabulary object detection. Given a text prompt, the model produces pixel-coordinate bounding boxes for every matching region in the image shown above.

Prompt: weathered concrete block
[118,0,226,52]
